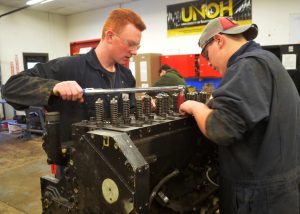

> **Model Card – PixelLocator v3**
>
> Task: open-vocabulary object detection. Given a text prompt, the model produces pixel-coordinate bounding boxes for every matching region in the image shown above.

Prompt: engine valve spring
[199,91,209,103]
[162,94,170,114]
[143,95,152,116]
[156,95,164,116]
[135,96,143,120]
[186,92,196,101]
[185,93,190,101]
[192,91,199,101]
[172,93,179,113]
[95,98,104,125]
[122,97,131,124]
[110,97,118,125]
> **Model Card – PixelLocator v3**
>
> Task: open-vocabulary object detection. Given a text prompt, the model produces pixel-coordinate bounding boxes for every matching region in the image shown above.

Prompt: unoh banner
[167,0,252,37]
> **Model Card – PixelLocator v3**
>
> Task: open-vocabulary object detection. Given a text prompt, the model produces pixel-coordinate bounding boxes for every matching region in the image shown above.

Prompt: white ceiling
[0,0,141,16]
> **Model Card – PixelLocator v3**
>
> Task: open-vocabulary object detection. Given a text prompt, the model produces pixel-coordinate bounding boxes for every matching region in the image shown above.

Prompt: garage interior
[0,0,300,213]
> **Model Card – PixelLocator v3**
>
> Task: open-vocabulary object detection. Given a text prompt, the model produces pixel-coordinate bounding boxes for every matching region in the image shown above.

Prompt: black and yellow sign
[167,0,252,37]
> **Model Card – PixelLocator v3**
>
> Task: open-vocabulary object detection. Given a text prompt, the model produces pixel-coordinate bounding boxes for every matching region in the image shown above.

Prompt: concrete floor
[0,131,50,214]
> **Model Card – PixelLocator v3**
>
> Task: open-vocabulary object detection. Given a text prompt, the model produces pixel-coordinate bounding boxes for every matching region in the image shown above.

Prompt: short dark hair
[159,64,171,74]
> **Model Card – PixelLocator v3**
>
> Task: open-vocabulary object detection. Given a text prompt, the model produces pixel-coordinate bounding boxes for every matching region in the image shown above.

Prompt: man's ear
[214,34,225,49]
[159,70,166,77]
[105,30,114,42]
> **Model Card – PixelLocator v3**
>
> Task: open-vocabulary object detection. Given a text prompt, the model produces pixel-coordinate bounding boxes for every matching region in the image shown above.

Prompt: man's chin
[120,57,130,65]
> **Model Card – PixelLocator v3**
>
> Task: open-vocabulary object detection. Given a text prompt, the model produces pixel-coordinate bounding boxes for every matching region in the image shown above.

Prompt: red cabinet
[198,55,222,78]
[69,38,129,68]
[161,54,222,79]
[160,54,198,78]
[70,39,100,56]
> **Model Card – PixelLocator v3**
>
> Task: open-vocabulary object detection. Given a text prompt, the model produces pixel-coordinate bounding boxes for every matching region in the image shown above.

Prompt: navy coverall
[206,41,300,214]
[2,49,136,142]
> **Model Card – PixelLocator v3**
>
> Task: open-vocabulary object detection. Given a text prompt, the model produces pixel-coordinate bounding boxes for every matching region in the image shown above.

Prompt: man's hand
[179,100,199,115]
[52,81,84,103]
[150,97,157,111]
[179,100,213,137]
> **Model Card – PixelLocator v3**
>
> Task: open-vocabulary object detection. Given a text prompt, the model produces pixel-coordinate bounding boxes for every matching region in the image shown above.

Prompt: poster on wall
[167,0,252,37]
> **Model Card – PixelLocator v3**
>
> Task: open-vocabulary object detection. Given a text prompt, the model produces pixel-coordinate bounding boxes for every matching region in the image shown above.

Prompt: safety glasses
[113,32,141,51]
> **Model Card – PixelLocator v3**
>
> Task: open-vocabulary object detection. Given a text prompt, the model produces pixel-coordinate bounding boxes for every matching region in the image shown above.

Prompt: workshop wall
[1,0,300,119]
[1,0,299,80]
[253,0,300,45]
[66,0,201,55]
[66,0,300,55]
[0,5,68,119]
[0,5,68,83]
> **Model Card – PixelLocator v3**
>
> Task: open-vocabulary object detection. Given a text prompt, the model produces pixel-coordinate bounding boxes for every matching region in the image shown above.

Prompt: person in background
[147,64,186,108]
[152,64,186,87]
[179,17,300,214]
[2,8,146,142]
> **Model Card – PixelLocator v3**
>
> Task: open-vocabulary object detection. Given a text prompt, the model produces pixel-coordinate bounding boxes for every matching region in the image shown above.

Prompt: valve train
[40,86,219,214]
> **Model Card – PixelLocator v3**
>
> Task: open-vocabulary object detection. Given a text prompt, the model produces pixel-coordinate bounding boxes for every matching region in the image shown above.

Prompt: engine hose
[149,169,180,208]
[206,167,219,187]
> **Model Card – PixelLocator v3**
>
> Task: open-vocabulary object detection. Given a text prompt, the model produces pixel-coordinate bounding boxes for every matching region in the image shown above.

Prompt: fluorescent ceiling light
[26,0,44,5]
[26,0,55,5]
[40,0,55,4]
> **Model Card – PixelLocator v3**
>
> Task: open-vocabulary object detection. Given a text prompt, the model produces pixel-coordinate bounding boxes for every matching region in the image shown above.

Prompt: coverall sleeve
[2,60,62,110]
[206,57,273,145]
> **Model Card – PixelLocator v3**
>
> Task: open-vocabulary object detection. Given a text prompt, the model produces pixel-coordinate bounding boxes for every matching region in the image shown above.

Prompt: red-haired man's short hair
[102,8,146,38]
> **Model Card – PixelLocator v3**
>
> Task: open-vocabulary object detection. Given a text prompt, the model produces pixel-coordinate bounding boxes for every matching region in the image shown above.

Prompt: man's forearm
[192,103,213,138]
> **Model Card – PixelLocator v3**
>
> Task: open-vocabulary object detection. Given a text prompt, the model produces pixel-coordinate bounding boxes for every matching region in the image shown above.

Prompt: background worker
[179,17,300,214]
[152,64,186,87]
[2,8,146,142]
[147,64,186,105]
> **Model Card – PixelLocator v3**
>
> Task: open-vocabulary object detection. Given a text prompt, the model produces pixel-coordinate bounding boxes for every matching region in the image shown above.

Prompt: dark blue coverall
[206,41,300,214]
[2,49,136,142]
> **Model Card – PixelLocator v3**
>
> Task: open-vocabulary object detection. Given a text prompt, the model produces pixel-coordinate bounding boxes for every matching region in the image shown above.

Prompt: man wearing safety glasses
[2,8,146,142]
[180,17,300,214]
